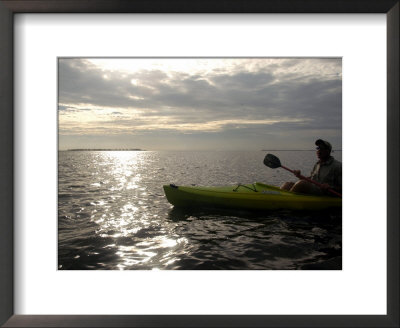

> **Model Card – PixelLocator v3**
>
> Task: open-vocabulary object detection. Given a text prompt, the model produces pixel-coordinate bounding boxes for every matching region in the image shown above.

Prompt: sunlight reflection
[88,151,179,269]
[100,151,146,191]
[112,236,189,269]
[115,245,158,270]
[92,152,147,237]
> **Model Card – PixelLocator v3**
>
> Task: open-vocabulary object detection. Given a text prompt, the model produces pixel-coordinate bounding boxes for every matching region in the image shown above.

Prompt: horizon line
[59,149,342,152]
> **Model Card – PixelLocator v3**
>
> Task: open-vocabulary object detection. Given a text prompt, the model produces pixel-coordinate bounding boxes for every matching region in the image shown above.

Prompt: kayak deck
[163,182,341,211]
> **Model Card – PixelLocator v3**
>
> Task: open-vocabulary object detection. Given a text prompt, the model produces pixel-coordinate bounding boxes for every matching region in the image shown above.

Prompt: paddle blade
[263,154,282,169]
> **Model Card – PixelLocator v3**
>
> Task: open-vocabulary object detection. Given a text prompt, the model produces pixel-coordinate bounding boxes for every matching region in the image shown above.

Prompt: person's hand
[293,170,301,178]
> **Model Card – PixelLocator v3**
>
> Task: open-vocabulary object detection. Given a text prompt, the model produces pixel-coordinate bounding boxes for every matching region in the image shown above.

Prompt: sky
[58,58,342,151]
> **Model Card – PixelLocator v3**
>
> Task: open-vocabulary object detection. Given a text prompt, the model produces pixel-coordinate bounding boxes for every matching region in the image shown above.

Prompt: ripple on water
[58,151,342,270]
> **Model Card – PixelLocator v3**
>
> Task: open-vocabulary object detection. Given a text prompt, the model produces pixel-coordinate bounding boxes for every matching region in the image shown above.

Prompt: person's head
[315,139,332,160]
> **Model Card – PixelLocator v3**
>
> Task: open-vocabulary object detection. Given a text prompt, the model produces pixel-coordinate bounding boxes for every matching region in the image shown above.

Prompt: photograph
[58,57,342,270]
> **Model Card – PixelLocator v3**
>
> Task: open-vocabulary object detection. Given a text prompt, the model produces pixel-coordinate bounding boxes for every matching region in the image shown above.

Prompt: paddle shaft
[280,165,342,198]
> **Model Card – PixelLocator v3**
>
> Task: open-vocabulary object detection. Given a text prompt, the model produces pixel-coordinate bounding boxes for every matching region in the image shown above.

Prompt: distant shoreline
[65,149,145,151]
[261,149,342,152]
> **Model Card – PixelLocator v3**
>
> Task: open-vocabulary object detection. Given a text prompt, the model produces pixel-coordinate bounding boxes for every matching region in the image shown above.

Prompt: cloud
[58,58,341,150]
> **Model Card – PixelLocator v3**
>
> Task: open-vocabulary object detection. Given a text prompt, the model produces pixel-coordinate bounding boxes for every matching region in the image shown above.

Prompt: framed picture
[1,1,398,327]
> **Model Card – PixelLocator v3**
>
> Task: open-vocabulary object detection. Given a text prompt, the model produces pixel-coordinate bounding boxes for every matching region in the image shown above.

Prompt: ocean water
[58,150,342,270]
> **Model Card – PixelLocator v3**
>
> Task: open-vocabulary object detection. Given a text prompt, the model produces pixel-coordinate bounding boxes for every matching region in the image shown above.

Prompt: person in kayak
[280,139,342,196]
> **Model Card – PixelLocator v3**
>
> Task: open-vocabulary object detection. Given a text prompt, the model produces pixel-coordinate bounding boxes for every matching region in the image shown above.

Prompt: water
[58,150,342,270]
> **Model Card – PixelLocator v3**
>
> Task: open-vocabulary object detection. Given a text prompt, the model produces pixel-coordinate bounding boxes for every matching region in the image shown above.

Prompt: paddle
[263,154,342,198]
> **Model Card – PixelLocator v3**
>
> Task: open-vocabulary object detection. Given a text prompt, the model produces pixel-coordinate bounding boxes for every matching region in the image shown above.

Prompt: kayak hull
[163,182,341,211]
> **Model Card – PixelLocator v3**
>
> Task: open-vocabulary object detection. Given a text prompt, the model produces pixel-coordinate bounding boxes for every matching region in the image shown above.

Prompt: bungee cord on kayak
[232,184,258,192]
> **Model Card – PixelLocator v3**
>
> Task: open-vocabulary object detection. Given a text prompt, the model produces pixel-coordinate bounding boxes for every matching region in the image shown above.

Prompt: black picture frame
[0,1,398,327]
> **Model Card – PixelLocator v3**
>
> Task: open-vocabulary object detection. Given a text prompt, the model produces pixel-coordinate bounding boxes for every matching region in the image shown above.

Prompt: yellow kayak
[163,182,341,211]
